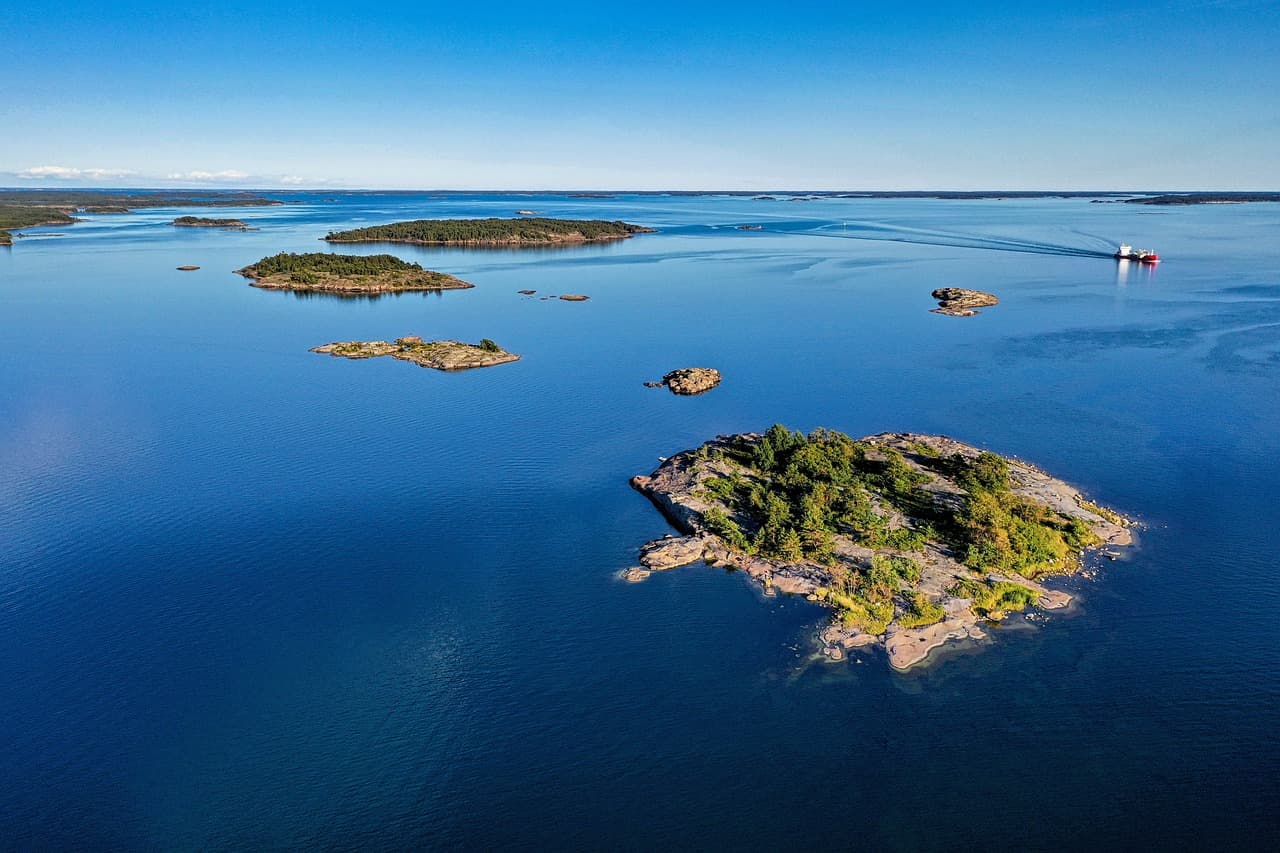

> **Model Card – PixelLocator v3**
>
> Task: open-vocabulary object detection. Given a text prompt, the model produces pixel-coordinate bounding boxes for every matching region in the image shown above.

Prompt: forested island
[235,252,474,294]
[0,190,282,243]
[311,336,520,371]
[630,427,1131,669]
[323,217,654,246]
[172,216,249,228]
[1121,192,1280,205]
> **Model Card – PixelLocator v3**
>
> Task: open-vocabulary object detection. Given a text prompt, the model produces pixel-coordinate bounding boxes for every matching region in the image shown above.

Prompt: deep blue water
[2,193,1279,849]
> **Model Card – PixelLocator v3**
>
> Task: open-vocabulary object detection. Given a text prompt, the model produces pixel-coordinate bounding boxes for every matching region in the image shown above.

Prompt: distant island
[0,190,283,244]
[323,217,654,247]
[1121,192,1280,205]
[311,336,520,371]
[630,427,1131,670]
[172,216,249,228]
[235,252,475,294]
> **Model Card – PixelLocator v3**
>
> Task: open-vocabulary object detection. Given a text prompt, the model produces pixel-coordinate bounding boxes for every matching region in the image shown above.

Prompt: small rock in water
[657,367,722,395]
[559,294,590,301]
[176,265,200,271]
[518,289,536,295]
[931,287,999,317]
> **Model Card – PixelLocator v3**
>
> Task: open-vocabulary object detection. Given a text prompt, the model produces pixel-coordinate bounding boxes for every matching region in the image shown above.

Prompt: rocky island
[932,287,999,316]
[630,427,1131,670]
[311,336,520,371]
[172,216,249,228]
[646,367,722,395]
[322,217,654,247]
[235,252,474,294]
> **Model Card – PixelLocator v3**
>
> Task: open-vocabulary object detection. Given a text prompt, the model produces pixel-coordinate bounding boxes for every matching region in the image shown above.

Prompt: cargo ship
[1115,244,1160,263]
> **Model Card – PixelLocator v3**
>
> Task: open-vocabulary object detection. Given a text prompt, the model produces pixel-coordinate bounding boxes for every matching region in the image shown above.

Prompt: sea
[2,192,1278,849]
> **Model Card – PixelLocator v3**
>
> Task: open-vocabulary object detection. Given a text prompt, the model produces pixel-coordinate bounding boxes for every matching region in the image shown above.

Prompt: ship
[1115,243,1160,263]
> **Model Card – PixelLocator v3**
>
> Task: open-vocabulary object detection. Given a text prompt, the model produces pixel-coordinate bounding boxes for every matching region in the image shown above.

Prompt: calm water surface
[2,193,1279,849]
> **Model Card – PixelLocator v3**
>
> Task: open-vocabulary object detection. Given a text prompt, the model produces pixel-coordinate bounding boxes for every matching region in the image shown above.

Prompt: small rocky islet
[931,287,999,316]
[310,336,520,371]
[630,426,1131,670]
[645,367,722,395]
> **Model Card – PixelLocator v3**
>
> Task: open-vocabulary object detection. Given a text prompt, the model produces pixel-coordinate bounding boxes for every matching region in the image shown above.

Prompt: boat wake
[796,220,1118,259]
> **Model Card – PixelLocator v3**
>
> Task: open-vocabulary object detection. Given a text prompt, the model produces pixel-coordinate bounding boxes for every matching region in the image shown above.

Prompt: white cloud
[4,165,339,188]
[16,165,136,180]
[165,169,250,182]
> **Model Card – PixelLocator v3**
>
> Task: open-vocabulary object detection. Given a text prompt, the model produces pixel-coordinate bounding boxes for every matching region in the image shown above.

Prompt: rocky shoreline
[629,430,1132,670]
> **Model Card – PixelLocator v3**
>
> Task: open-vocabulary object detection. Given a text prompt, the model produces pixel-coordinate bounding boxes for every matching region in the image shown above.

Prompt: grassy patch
[949,578,1039,616]
[898,591,946,628]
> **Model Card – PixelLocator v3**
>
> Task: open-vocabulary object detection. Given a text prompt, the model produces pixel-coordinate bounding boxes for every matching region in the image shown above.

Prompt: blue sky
[2,0,1277,189]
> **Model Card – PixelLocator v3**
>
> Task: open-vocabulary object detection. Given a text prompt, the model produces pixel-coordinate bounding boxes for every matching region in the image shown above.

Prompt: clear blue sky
[2,0,1277,189]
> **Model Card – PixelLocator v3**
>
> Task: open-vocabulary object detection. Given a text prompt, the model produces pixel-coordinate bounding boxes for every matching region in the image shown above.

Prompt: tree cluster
[248,252,423,278]
[324,218,647,244]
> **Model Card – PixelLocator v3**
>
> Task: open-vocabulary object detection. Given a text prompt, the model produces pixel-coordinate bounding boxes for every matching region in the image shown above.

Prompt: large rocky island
[235,252,474,294]
[311,336,520,371]
[322,217,654,247]
[631,427,1132,670]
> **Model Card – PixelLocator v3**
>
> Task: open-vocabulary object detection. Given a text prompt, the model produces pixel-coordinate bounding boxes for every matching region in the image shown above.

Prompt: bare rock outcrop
[931,288,999,317]
[650,367,722,395]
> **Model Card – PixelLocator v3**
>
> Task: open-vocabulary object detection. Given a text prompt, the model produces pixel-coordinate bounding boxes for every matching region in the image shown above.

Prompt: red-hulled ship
[1115,244,1159,263]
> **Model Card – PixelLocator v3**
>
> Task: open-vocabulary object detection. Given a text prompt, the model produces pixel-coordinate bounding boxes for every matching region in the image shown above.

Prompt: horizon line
[4,186,1280,195]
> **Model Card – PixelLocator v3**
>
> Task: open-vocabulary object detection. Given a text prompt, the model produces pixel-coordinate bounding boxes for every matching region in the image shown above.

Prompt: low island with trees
[172,216,249,228]
[311,336,520,371]
[0,190,283,244]
[322,217,654,247]
[629,426,1132,670]
[235,252,475,294]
